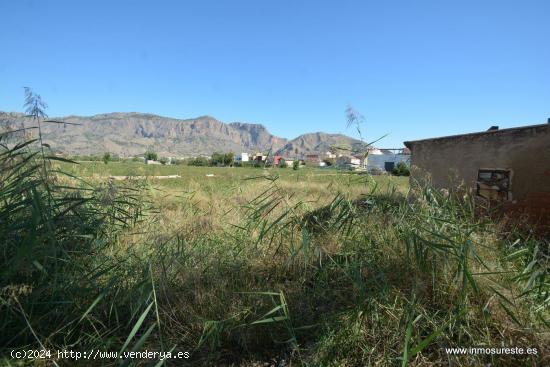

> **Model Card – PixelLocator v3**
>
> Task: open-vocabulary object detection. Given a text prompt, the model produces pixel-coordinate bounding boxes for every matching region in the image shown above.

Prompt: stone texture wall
[406,124,550,223]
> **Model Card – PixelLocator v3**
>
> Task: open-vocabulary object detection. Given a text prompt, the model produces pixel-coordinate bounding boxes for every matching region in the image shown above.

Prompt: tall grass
[1,123,548,366]
[0,127,153,362]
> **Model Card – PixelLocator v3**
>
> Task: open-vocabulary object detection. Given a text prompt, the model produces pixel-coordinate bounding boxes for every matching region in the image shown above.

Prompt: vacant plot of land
[3,153,548,366]
[58,161,408,189]
[57,162,409,210]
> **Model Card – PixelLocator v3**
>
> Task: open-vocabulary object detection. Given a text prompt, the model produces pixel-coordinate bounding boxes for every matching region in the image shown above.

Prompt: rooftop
[404,121,549,149]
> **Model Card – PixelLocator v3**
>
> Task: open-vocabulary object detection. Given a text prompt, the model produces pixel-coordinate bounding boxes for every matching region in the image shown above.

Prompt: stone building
[404,120,550,223]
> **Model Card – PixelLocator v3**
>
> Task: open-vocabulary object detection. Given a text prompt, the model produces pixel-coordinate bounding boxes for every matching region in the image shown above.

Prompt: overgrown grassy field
[1,145,548,366]
[57,161,408,187]
[56,161,408,204]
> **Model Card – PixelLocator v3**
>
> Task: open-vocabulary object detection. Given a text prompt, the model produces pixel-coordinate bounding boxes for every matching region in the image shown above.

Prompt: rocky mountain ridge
[0,112,363,157]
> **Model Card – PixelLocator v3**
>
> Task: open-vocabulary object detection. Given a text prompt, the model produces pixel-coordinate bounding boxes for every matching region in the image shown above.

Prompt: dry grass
[1,153,548,366]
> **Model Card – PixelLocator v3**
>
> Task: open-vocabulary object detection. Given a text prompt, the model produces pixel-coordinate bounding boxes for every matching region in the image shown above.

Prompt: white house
[336,155,362,170]
[366,148,410,173]
[251,153,267,162]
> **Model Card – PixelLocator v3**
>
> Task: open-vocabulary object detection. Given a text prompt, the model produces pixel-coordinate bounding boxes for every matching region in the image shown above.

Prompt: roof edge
[403,123,547,148]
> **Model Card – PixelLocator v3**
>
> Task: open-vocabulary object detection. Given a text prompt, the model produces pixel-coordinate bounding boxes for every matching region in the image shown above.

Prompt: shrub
[159,157,168,165]
[210,152,224,166]
[293,160,299,170]
[188,156,209,166]
[392,162,410,176]
[211,152,235,166]
[323,158,334,166]
[279,159,288,168]
[144,150,158,161]
[224,152,234,166]
[102,152,111,164]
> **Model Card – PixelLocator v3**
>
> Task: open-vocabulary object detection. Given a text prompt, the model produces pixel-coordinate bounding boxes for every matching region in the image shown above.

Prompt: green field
[57,161,409,211]
[2,149,548,366]
[58,161,409,189]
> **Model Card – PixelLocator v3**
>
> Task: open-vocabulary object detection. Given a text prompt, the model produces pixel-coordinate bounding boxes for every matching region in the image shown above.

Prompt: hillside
[0,112,288,156]
[0,112,363,157]
[276,132,364,157]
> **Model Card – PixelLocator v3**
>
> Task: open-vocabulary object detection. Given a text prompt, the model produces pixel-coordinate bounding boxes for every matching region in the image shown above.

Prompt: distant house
[273,156,283,166]
[304,154,322,166]
[324,151,336,159]
[235,152,249,163]
[252,153,267,162]
[336,155,361,170]
[365,148,410,173]
[404,121,550,225]
[146,159,161,165]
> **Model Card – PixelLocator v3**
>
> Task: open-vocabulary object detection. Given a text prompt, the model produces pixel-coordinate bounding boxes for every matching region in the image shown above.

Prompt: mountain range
[0,112,364,157]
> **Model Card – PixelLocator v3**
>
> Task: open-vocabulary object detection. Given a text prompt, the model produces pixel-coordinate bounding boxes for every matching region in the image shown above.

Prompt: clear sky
[1,0,548,147]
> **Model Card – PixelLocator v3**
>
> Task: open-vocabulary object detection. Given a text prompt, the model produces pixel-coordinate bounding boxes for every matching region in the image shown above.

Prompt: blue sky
[1,0,548,147]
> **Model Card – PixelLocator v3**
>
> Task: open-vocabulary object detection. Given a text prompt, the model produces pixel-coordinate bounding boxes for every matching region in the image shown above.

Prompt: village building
[365,148,410,173]
[336,155,362,170]
[252,153,267,162]
[304,154,322,166]
[272,156,283,166]
[234,152,250,163]
[324,151,336,159]
[404,121,550,223]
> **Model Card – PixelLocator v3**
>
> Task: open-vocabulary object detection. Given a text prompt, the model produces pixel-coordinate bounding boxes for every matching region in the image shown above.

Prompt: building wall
[407,124,550,218]
[366,153,410,172]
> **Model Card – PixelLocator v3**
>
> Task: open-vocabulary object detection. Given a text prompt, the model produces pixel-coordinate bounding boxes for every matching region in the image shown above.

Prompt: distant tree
[211,152,224,166]
[279,159,288,168]
[188,157,209,166]
[102,152,111,164]
[144,151,158,161]
[223,152,235,166]
[159,157,168,165]
[293,160,299,170]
